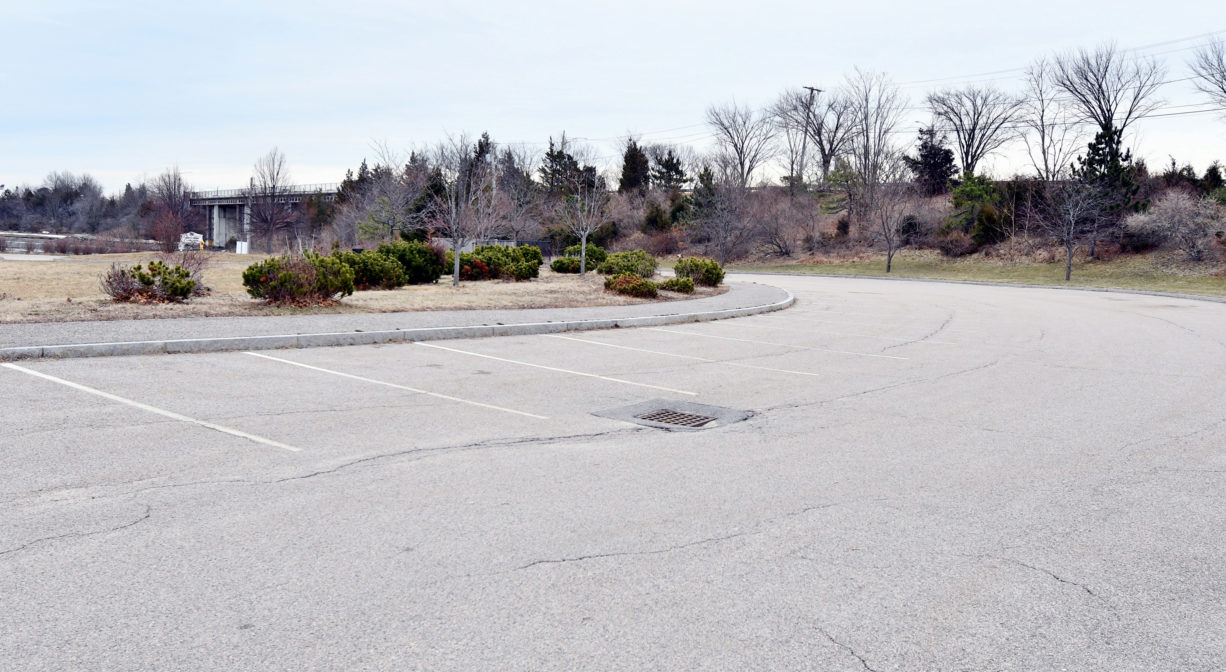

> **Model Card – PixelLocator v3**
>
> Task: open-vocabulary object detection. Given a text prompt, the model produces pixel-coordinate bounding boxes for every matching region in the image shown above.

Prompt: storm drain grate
[634,409,717,428]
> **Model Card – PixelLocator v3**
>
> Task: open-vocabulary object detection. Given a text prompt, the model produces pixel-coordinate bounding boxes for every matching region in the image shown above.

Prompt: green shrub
[603,272,658,298]
[659,276,695,293]
[445,244,543,281]
[101,260,196,303]
[550,257,582,273]
[562,243,607,265]
[331,249,407,290]
[597,249,657,277]
[673,256,724,286]
[242,252,355,305]
[377,240,445,285]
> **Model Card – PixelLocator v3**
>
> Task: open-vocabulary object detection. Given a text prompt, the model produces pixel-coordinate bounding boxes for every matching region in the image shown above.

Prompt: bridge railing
[190,183,341,199]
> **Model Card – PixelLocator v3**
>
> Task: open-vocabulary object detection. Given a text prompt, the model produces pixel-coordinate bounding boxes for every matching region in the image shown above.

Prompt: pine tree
[618,140,651,194]
[902,127,957,196]
[650,149,688,192]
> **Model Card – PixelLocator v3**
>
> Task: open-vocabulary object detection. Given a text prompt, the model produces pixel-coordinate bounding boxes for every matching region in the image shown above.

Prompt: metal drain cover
[635,409,716,428]
[594,399,751,431]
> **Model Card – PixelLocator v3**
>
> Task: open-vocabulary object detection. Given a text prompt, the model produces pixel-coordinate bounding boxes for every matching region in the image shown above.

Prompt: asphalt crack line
[513,500,840,572]
[994,556,1115,610]
[880,312,955,352]
[818,628,882,672]
[0,504,152,558]
[644,327,908,360]
[516,530,758,570]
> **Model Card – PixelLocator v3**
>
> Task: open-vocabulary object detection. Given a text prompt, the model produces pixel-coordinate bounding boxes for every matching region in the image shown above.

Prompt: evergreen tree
[902,127,957,196]
[650,149,688,192]
[1072,127,1143,224]
[618,140,651,194]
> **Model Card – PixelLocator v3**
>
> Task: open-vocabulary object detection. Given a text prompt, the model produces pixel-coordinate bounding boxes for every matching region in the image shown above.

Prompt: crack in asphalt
[761,357,1003,413]
[516,530,758,570]
[880,312,955,353]
[0,503,152,558]
[513,501,840,571]
[996,556,1115,610]
[272,427,646,484]
[818,628,882,672]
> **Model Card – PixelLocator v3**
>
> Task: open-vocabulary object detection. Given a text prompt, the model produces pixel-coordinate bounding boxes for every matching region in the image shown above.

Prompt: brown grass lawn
[0,252,722,323]
[730,248,1226,298]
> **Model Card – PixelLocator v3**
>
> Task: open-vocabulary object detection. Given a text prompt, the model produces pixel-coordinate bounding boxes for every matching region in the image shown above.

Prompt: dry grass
[0,252,723,323]
[732,247,1226,297]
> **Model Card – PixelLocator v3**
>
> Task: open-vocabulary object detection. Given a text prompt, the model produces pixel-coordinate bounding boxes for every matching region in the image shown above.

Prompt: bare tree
[771,89,812,192]
[431,135,495,285]
[1190,39,1226,109]
[565,175,609,274]
[1022,57,1085,180]
[249,148,298,252]
[871,160,916,273]
[1053,42,1165,142]
[926,85,1022,175]
[1031,181,1107,280]
[697,183,755,264]
[148,166,201,250]
[706,101,776,188]
[844,69,907,235]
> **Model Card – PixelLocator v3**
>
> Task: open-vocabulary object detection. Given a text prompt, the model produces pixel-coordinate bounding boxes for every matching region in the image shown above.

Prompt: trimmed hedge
[604,272,658,298]
[242,252,355,305]
[673,256,724,286]
[597,249,657,277]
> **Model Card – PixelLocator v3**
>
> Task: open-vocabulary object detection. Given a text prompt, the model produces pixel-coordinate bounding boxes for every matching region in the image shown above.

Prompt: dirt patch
[0,252,724,323]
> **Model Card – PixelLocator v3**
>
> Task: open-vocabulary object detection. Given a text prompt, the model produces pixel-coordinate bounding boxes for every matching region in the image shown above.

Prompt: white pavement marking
[546,334,822,378]
[415,342,699,396]
[645,328,908,360]
[243,352,548,420]
[2,362,301,452]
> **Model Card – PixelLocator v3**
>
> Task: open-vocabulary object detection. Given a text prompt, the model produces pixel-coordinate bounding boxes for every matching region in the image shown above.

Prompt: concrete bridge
[189,183,339,245]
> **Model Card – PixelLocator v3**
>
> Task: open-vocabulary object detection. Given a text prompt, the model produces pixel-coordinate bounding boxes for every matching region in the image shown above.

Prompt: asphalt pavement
[2,273,1224,670]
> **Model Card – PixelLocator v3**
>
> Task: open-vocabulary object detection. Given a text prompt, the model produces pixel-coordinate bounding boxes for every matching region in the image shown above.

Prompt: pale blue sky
[2,0,1223,193]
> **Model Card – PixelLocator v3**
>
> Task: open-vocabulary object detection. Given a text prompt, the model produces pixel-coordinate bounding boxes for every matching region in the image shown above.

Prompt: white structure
[177,232,204,251]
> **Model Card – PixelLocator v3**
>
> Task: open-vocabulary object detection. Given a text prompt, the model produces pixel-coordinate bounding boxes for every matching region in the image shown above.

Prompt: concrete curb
[730,270,1226,305]
[0,288,795,361]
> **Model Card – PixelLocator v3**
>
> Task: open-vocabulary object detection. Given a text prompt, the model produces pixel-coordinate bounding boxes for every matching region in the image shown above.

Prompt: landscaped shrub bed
[376,240,447,285]
[550,257,582,273]
[242,252,355,305]
[603,272,658,298]
[101,260,197,303]
[445,244,543,281]
[673,256,724,286]
[330,249,407,290]
[659,276,695,293]
[597,249,657,277]
[562,243,607,265]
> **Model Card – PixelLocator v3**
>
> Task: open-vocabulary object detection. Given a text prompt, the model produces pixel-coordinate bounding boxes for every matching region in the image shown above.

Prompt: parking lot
[3,273,1225,670]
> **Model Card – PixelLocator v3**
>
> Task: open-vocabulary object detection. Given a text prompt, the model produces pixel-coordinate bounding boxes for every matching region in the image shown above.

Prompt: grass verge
[730,249,1226,298]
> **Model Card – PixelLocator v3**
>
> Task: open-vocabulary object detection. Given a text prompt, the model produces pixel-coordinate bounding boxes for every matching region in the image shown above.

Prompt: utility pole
[794,86,822,197]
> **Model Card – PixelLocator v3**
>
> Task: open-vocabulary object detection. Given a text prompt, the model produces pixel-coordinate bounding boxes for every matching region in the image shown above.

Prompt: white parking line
[2,363,301,452]
[645,328,908,360]
[415,342,699,396]
[243,352,548,420]
[546,334,822,377]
